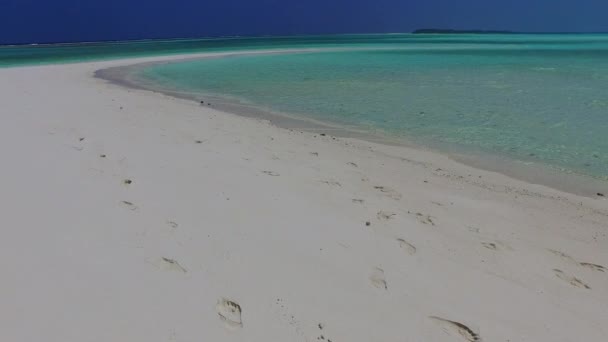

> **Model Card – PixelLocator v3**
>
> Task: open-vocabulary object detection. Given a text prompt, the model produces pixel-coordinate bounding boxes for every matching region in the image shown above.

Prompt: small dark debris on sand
[200,100,205,105]
[320,133,326,136]
[79,137,85,142]
[365,221,371,226]
[100,154,107,158]
[123,179,132,185]
[598,193,605,197]
[195,140,204,144]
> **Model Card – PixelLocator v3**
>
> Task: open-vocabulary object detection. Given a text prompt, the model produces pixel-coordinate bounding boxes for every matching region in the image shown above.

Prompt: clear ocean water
[3,34,607,181]
[136,34,608,181]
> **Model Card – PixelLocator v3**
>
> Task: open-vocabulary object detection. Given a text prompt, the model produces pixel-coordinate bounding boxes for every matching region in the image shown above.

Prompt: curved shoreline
[3,49,608,342]
[95,50,608,198]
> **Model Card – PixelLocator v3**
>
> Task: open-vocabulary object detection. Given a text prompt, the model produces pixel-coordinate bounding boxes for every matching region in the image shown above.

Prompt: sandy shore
[1,54,607,341]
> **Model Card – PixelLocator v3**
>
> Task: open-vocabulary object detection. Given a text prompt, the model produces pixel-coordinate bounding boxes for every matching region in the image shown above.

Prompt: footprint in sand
[553,269,591,289]
[262,171,280,176]
[547,249,606,273]
[70,137,86,151]
[481,240,512,252]
[579,263,606,273]
[467,226,481,234]
[370,267,388,290]
[317,330,334,342]
[149,257,187,273]
[373,186,402,200]
[321,180,342,187]
[397,238,417,255]
[166,221,179,230]
[411,212,435,226]
[377,211,396,221]
[217,298,243,329]
[547,249,578,264]
[429,316,482,342]
[481,242,498,251]
[121,201,138,211]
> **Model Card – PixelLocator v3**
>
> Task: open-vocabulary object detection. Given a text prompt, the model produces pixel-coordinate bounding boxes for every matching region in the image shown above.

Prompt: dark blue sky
[2,0,608,44]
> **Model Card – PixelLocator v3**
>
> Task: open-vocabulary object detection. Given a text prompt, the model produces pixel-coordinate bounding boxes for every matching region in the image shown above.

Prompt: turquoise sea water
[3,34,607,181]
[137,34,608,180]
[2,34,460,67]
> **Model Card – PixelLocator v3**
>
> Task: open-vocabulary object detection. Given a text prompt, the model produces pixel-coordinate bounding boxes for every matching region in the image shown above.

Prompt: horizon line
[2,30,608,48]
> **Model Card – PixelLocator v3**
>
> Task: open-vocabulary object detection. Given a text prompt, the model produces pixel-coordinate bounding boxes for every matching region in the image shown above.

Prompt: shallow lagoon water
[136,35,608,181]
[5,33,606,184]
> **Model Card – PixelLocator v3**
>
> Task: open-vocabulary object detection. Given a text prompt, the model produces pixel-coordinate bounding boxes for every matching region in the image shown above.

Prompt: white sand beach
[1,54,607,341]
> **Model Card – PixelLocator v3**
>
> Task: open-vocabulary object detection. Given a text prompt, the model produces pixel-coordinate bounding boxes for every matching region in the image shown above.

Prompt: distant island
[413,29,515,34]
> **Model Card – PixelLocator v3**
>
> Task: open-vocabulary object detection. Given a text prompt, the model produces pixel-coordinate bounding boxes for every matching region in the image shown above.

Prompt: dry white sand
[1,54,607,342]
